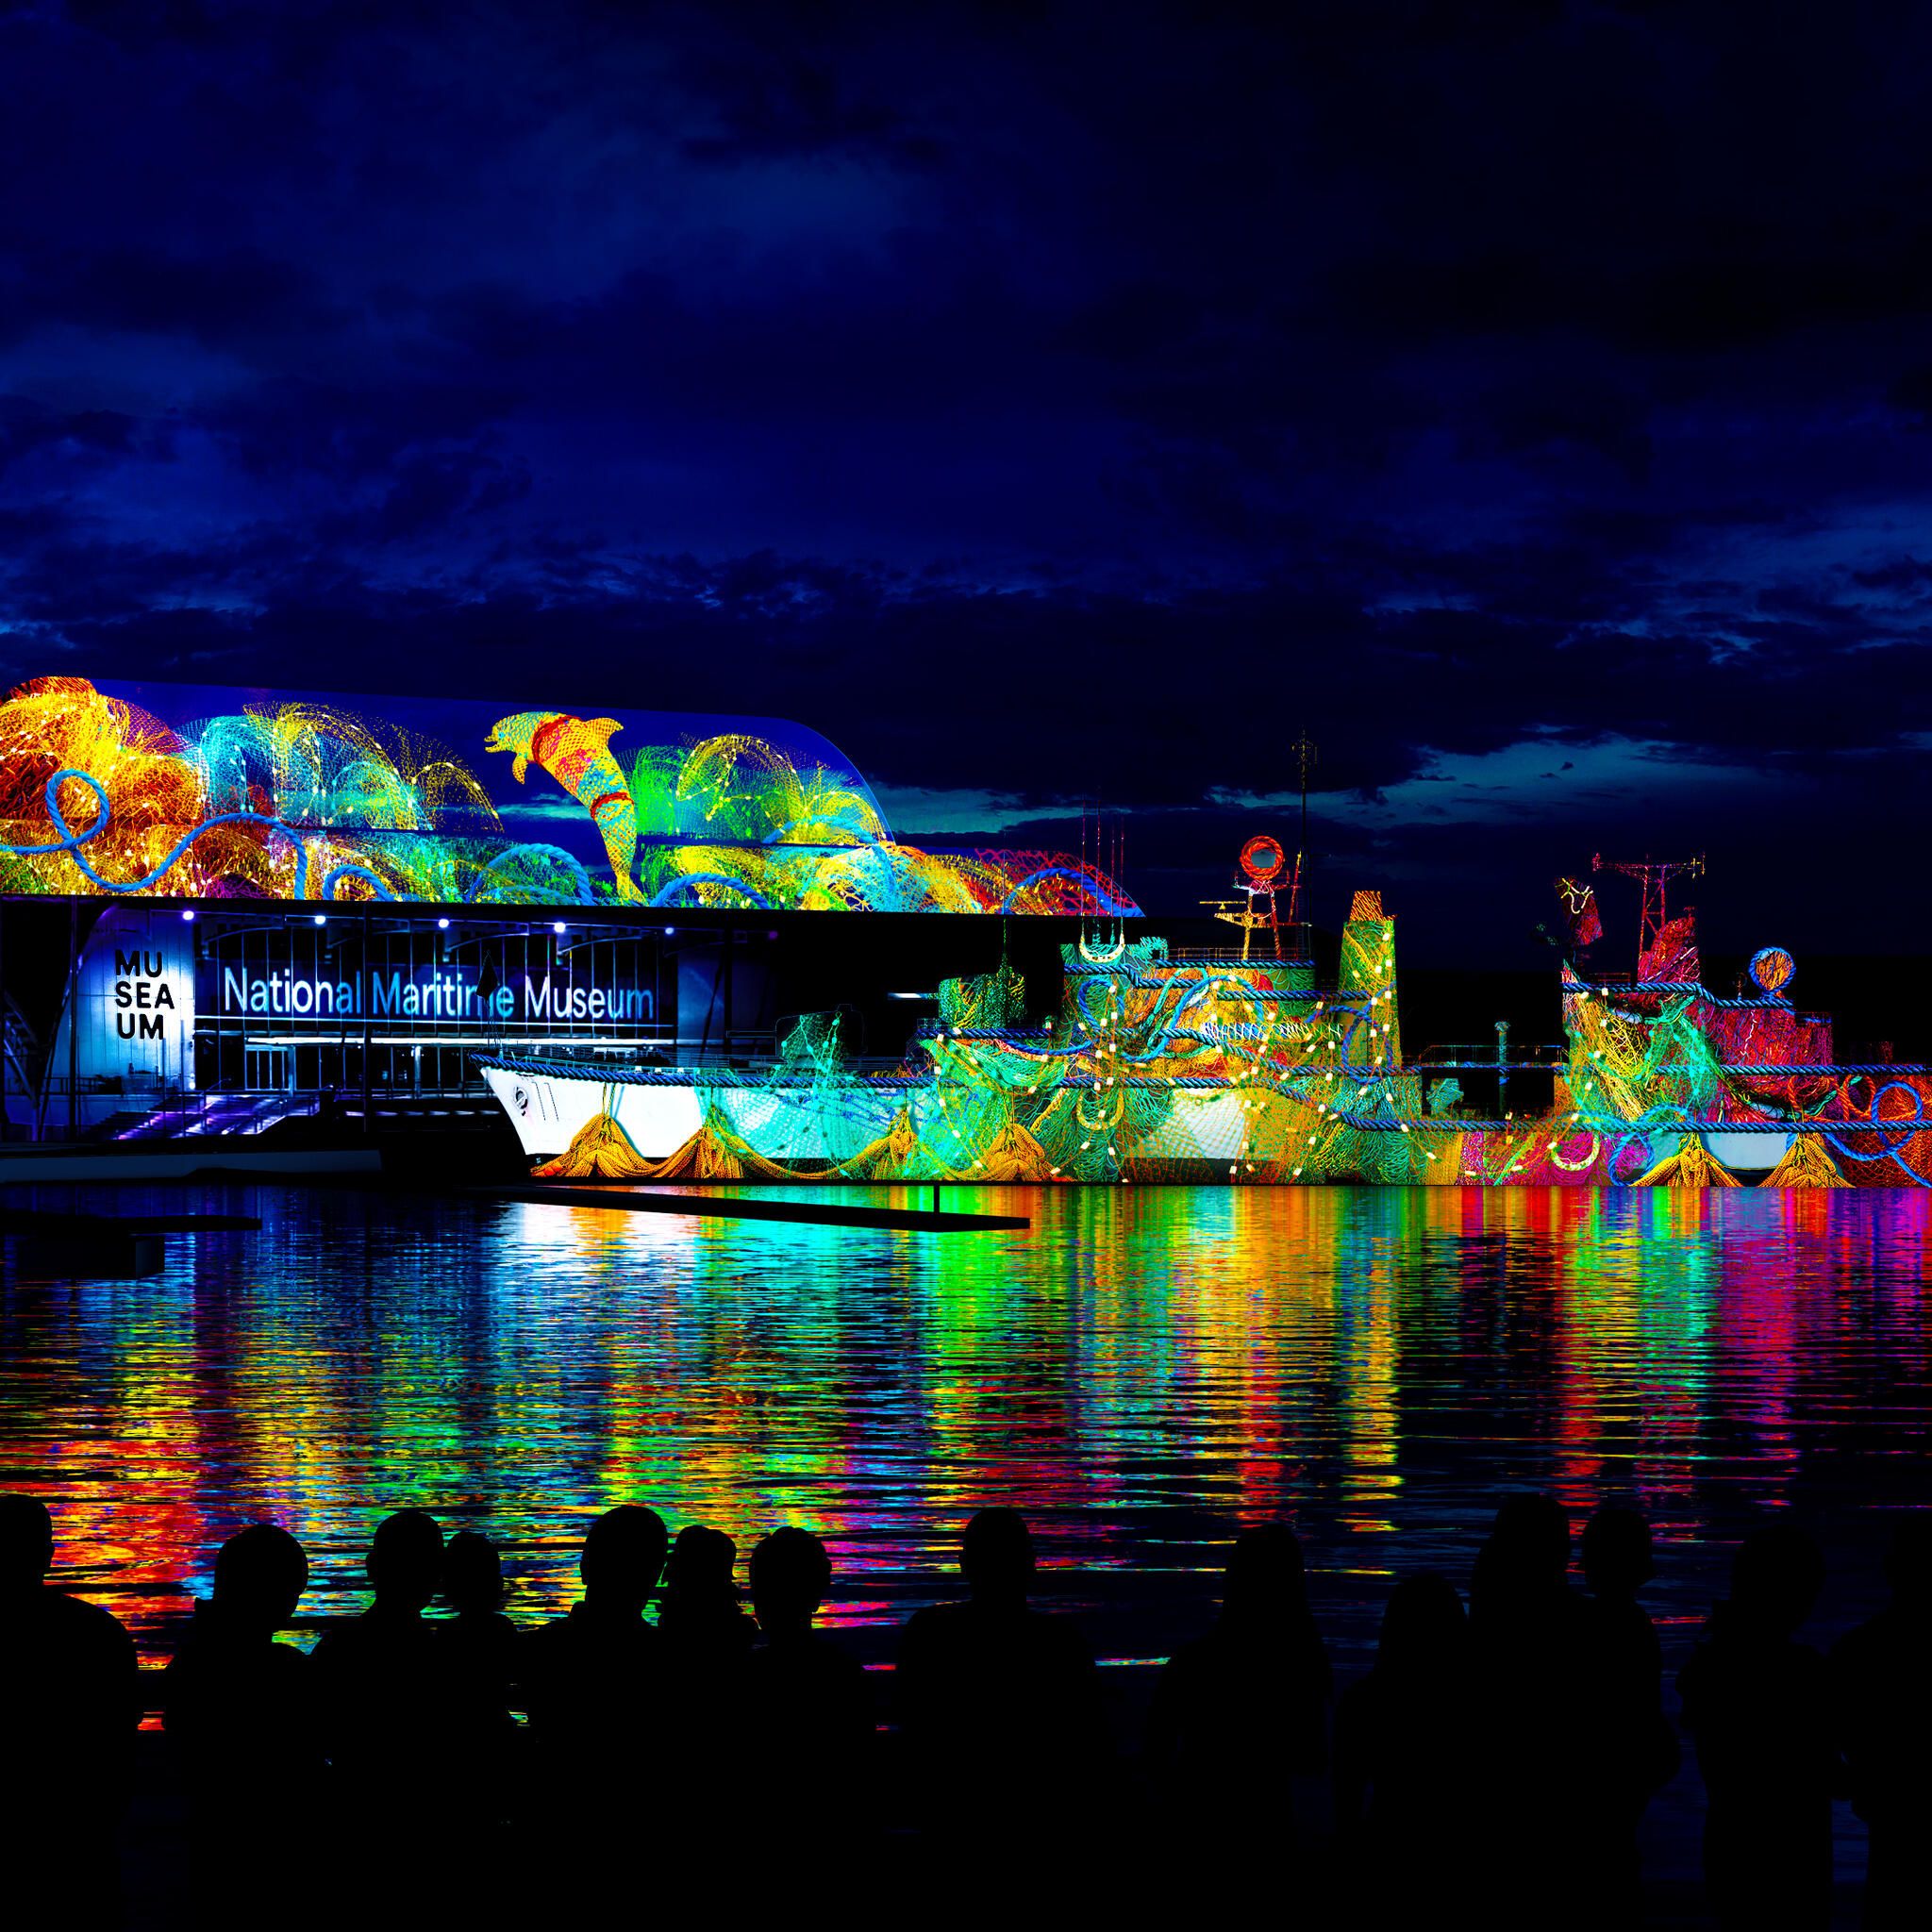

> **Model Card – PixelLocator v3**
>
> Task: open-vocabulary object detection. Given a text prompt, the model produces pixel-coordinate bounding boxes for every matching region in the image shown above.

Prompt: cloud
[679,57,946,171]
[0,395,139,474]
[2,4,1931,957]
[58,247,343,348]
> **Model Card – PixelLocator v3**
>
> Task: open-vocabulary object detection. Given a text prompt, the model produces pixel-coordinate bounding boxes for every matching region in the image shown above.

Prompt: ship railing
[1166,946,1315,963]
[1412,1042,1567,1069]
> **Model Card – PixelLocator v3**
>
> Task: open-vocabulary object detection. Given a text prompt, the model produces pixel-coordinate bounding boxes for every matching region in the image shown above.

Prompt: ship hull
[478,1058,1926,1190]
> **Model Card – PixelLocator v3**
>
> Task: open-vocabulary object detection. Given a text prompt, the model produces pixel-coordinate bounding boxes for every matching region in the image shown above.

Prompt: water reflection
[1,1183,1926,1666]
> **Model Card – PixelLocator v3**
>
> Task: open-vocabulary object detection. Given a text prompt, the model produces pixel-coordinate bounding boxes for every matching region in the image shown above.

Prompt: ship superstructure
[482,871,1932,1189]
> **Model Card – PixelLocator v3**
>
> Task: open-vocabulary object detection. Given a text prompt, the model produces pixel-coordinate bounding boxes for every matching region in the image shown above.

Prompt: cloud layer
[3,3,1929,958]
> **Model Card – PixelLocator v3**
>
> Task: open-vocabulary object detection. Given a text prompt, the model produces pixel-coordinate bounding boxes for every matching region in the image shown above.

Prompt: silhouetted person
[659,1523,757,1664]
[438,1527,519,1842]
[1334,1574,1476,1923]
[0,1495,142,1929]
[896,1507,1106,1876]
[1577,1504,1680,1920]
[741,1527,874,1859]
[658,1524,756,1842]
[1679,1524,1841,1931]
[1467,1494,1597,1926]
[1831,1520,1932,1928]
[441,1528,518,1736]
[520,1502,670,1874]
[309,1507,463,1865]
[1147,1524,1332,1850]
[161,1524,319,1924]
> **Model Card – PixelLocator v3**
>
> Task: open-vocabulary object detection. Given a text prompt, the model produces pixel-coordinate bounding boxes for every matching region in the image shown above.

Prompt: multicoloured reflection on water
[1,1184,1927,1673]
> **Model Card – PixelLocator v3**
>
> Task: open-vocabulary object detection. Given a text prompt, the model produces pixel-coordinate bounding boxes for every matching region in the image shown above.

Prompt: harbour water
[4,1181,1925,1665]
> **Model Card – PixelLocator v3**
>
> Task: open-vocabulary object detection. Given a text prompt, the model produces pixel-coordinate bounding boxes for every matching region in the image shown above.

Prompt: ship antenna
[1591,851,1707,977]
[1289,732,1317,933]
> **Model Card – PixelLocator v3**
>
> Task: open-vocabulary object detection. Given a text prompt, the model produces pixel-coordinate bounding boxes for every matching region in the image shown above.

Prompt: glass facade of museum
[196,917,694,1095]
[17,900,782,1136]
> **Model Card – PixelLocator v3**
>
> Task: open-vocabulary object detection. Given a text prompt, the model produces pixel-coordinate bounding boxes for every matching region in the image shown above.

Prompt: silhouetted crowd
[1,1491,1928,1930]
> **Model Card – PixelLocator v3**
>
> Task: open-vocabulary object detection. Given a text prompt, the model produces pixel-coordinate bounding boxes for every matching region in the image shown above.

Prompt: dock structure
[476,1183,1028,1234]
[0,1208,262,1278]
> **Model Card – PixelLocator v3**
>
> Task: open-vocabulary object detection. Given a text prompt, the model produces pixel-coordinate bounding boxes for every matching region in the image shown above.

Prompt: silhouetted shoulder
[1830,1604,1919,1690]
[163,1612,309,1698]
[904,1598,1091,1655]
[1149,1625,1252,1710]
[1584,1590,1661,1665]
[520,1600,664,1722]
[307,1615,368,1666]
[898,1597,1101,1746]
[1682,1617,1833,1741]
[161,1612,317,1796]
[2,1588,141,1721]
[0,1579,142,1887]
[746,1632,872,1738]
[445,1607,521,1676]
[9,1585,138,1653]
[896,1598,974,1671]
[898,1600,957,1647]
[311,1609,455,1696]
[525,1600,663,1654]
[1160,1618,1328,1688]
[749,1629,868,1681]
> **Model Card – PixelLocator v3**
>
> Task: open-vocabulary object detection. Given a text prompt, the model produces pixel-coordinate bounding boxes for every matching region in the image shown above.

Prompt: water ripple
[1,1183,1927,1674]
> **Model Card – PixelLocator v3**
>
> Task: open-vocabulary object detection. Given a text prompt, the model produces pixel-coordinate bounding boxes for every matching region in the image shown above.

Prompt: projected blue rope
[462,848,595,904]
[651,874,773,908]
[1,766,354,897]
[2,766,591,906]
[1822,1080,1932,1187]
[997,865,1137,917]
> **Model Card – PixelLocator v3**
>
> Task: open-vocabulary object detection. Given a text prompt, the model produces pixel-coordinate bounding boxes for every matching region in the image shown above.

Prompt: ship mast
[1287,732,1316,931]
[1591,851,1706,976]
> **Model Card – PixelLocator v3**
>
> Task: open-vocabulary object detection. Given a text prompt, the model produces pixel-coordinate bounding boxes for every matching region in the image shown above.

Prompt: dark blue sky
[4,1,1930,960]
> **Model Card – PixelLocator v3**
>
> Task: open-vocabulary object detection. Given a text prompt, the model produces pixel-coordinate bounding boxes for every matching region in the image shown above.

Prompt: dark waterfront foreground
[3,1182,1929,1922]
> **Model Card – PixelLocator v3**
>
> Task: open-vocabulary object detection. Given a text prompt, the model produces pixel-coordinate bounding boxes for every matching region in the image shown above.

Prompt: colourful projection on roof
[0,675,1135,915]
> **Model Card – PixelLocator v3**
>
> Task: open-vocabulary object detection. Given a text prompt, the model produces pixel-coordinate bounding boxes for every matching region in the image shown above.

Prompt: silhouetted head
[442,1530,505,1616]
[1474,1493,1572,1607]
[752,1526,832,1639]
[1583,1505,1655,1598]
[1222,1523,1309,1625]
[580,1505,669,1613]
[1379,1573,1467,1673]
[961,1507,1034,1605]
[664,1525,740,1612]
[1886,1518,1932,1611]
[212,1523,308,1630]
[0,1496,54,1591]
[367,1510,443,1613]
[1730,1523,1824,1636]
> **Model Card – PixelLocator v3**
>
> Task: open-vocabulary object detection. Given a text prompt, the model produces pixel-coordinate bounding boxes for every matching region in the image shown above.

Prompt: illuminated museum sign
[214,964,654,1024]
[113,948,182,1040]
[56,906,197,1094]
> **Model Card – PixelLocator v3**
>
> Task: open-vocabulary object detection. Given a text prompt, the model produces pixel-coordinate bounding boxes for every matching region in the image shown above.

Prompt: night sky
[4,2,1930,963]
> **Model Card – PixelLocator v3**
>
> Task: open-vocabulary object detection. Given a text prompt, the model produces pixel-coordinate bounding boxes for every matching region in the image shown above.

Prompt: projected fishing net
[517,903,1932,1191]
[0,675,1136,915]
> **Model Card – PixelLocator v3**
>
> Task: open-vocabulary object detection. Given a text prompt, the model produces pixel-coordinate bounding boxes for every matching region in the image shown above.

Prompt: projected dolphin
[485,709,641,901]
